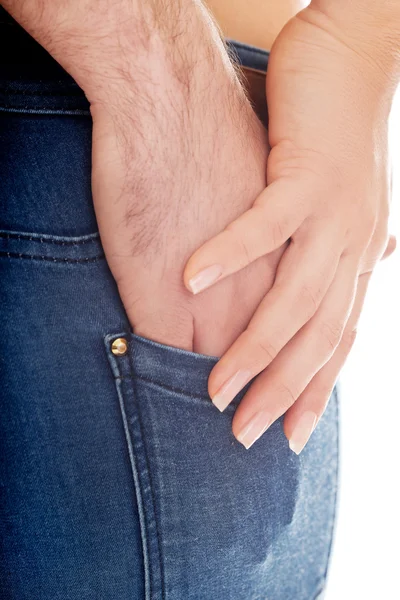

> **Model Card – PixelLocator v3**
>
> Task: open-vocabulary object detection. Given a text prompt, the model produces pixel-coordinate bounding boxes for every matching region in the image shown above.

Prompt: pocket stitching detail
[133,374,240,413]
[0,229,104,261]
[104,332,165,600]
[0,230,101,245]
[0,250,104,263]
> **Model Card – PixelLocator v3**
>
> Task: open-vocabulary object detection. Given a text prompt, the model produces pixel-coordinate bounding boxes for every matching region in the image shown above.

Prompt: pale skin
[2,0,397,454]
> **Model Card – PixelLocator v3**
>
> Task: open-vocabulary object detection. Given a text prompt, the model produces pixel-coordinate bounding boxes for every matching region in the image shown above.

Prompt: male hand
[1,0,285,403]
[89,23,285,357]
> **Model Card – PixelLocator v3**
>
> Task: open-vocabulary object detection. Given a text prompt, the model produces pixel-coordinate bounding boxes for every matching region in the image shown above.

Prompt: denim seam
[0,105,90,115]
[132,335,219,361]
[242,66,267,77]
[227,39,270,59]
[127,347,166,600]
[312,585,326,600]
[132,374,239,414]
[116,373,212,404]
[0,87,84,97]
[0,102,88,111]
[0,251,104,262]
[0,231,100,245]
[105,332,165,600]
[104,333,153,600]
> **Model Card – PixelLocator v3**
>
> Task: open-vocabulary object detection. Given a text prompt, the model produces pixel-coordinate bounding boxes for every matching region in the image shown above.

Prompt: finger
[209,225,343,411]
[230,254,360,449]
[184,178,311,294]
[283,271,371,454]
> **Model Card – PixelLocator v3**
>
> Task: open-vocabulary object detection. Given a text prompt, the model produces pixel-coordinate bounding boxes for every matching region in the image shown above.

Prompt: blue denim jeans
[0,12,340,600]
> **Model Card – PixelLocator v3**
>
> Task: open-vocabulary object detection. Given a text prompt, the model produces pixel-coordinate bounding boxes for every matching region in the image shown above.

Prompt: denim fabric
[0,14,340,600]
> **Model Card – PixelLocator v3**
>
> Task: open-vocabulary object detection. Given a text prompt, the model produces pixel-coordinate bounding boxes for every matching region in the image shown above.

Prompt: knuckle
[243,328,279,367]
[225,224,253,268]
[269,219,286,248]
[275,381,297,410]
[254,337,278,365]
[298,283,322,319]
[320,320,343,353]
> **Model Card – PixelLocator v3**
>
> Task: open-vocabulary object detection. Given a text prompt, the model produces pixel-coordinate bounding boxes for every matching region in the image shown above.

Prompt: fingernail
[188,264,223,294]
[236,410,273,449]
[212,369,252,412]
[289,411,317,455]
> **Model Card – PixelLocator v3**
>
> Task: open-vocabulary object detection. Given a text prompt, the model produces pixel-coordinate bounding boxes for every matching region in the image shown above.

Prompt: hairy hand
[183,4,397,451]
[89,3,285,357]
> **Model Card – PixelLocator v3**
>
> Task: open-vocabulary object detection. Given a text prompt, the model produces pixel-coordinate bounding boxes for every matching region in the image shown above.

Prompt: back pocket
[105,331,339,600]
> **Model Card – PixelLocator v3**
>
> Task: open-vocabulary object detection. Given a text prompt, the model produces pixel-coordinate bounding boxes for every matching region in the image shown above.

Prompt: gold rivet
[111,337,128,356]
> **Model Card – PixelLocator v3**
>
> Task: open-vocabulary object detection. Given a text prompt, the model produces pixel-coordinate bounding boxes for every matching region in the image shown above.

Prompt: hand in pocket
[90,22,284,358]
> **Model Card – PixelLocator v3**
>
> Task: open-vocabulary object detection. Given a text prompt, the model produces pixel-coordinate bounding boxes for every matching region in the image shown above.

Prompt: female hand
[183,4,398,452]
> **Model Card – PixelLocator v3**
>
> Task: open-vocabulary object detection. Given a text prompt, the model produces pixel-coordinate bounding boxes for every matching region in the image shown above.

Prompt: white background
[325,91,400,598]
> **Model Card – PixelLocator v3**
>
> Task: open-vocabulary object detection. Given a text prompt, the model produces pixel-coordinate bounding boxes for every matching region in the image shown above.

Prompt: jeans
[0,12,340,600]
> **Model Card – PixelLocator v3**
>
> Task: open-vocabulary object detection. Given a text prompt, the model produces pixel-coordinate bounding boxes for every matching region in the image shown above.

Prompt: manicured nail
[212,369,252,412]
[188,264,223,294]
[289,411,317,455]
[236,410,273,449]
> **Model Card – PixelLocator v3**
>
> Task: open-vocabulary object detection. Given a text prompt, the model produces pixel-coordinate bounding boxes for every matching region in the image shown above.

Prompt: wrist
[82,3,239,110]
[1,0,233,104]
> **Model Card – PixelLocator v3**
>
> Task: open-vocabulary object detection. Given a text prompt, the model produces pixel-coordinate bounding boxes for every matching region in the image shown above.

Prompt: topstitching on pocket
[0,229,104,262]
